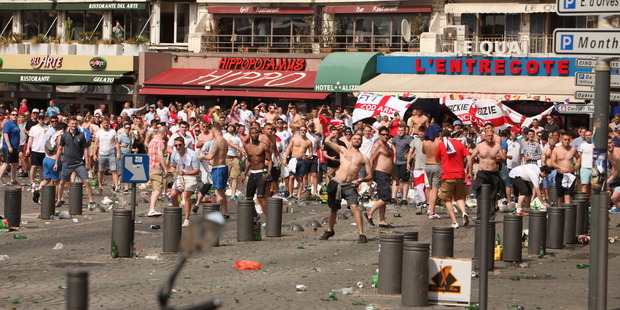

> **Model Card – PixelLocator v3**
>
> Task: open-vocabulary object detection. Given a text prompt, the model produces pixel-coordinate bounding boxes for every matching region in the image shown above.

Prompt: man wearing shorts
[365,126,396,228]
[551,133,581,205]
[242,128,272,215]
[436,130,471,228]
[35,121,66,203]
[93,118,119,192]
[0,110,21,185]
[202,123,229,218]
[223,124,244,200]
[147,127,167,217]
[392,124,413,205]
[578,131,593,196]
[284,126,313,198]
[26,114,47,188]
[509,164,552,214]
[169,137,200,227]
[423,124,442,218]
[57,117,95,208]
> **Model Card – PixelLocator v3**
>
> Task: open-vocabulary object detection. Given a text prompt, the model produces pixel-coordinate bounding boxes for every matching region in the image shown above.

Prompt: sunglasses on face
[10,114,17,116]
[174,144,184,147]
[380,133,389,136]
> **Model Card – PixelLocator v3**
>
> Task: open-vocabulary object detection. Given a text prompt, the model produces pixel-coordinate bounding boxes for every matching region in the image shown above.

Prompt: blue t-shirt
[2,120,20,149]
[500,138,508,168]
[46,106,60,116]
[78,126,92,143]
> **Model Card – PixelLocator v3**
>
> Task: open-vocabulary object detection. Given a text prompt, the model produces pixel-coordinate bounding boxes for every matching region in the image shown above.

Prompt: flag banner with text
[353,93,417,123]
[444,99,554,129]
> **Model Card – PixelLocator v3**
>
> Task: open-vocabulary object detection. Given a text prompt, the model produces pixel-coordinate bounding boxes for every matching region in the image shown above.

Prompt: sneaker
[111,186,116,192]
[7,180,19,186]
[253,215,261,223]
[231,195,238,201]
[363,212,375,226]
[147,210,162,217]
[462,213,469,227]
[320,230,335,240]
[182,219,190,227]
[33,190,40,203]
[399,200,408,205]
[358,234,368,243]
[123,189,131,193]
[223,214,230,220]
[17,172,28,178]
[429,213,441,219]
[451,222,459,229]
[609,207,620,214]
[389,198,397,204]
[55,200,65,207]
[192,205,200,214]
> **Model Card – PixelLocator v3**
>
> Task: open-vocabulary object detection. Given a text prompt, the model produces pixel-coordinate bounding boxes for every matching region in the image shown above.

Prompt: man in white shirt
[167,121,195,153]
[509,164,552,214]
[237,101,254,126]
[358,126,375,178]
[155,99,170,124]
[578,130,594,195]
[26,114,48,186]
[120,101,146,118]
[169,136,201,227]
[224,124,246,200]
[93,118,119,191]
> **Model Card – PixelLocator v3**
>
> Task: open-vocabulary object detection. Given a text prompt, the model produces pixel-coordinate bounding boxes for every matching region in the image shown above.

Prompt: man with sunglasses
[264,103,279,125]
[364,126,396,228]
[168,137,200,227]
[0,110,21,185]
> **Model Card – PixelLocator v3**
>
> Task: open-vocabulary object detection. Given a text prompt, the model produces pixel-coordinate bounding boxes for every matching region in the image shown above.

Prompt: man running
[201,123,229,218]
[93,118,119,191]
[469,130,505,218]
[242,127,272,215]
[168,137,200,227]
[365,126,396,228]
[284,126,312,198]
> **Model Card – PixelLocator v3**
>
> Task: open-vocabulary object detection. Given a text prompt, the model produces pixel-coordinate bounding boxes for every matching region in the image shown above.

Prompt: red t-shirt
[435,138,469,180]
[390,119,401,137]
[18,105,28,115]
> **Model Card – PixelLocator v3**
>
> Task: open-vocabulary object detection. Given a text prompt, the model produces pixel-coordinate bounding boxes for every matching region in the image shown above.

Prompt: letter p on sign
[561,35,573,50]
[563,0,576,9]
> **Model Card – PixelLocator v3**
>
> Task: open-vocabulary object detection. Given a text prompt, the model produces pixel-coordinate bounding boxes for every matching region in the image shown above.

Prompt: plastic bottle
[465,304,480,310]
[576,263,589,269]
[13,234,27,239]
[371,269,379,287]
[111,241,119,258]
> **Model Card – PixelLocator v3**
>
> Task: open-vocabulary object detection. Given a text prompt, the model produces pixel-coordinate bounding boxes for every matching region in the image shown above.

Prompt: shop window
[22,10,58,39]
[160,2,190,44]
[67,11,104,41]
[111,9,150,40]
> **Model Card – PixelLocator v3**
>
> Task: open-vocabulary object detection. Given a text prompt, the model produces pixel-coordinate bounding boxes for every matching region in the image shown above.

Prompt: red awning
[326,5,432,14]
[208,6,314,15]
[144,68,316,89]
[139,88,329,100]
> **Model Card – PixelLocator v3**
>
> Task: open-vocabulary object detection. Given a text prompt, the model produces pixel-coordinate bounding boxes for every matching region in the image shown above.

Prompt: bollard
[474,220,495,271]
[111,209,134,257]
[503,214,523,262]
[528,211,547,255]
[202,203,220,247]
[401,242,430,307]
[562,203,577,244]
[163,207,182,252]
[396,231,419,242]
[66,269,88,310]
[547,206,565,249]
[548,183,558,204]
[4,188,22,228]
[237,199,255,242]
[40,185,55,220]
[573,192,588,202]
[431,226,454,257]
[378,232,404,295]
[69,182,83,215]
[573,199,588,236]
[266,197,283,237]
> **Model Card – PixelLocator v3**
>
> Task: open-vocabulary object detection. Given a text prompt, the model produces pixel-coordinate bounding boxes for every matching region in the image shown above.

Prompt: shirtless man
[541,138,557,199]
[242,128,272,215]
[364,126,396,228]
[201,123,229,218]
[550,133,581,205]
[468,130,506,218]
[131,116,148,153]
[264,103,279,125]
[259,123,281,195]
[606,138,620,207]
[288,104,303,134]
[320,131,373,243]
[407,107,430,136]
[422,124,442,218]
[284,126,313,198]
[195,122,212,150]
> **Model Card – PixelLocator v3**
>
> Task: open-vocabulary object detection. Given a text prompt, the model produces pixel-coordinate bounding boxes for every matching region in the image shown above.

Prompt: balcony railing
[439,34,554,55]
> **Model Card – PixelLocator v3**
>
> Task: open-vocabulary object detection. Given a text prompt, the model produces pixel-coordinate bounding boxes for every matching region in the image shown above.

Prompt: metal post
[4,188,22,228]
[401,242,430,307]
[69,182,83,215]
[378,233,404,295]
[528,211,547,255]
[40,185,55,220]
[431,226,454,257]
[588,194,599,310]
[547,206,565,249]
[163,207,182,252]
[474,220,495,271]
[237,199,254,242]
[266,197,283,237]
[111,209,134,257]
[595,192,609,310]
[202,203,220,247]
[479,184,490,310]
[548,183,558,205]
[573,199,588,236]
[503,214,523,262]
[130,183,137,220]
[396,231,419,242]
[562,203,577,245]
[66,269,88,310]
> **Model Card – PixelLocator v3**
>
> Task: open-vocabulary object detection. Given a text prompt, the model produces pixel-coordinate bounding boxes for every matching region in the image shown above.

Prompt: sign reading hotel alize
[144,69,316,88]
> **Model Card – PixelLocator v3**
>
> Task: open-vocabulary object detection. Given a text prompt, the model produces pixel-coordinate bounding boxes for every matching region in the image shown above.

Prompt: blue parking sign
[122,154,150,183]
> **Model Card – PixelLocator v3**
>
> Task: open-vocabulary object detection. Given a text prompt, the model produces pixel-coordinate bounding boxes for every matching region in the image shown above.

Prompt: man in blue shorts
[202,123,230,219]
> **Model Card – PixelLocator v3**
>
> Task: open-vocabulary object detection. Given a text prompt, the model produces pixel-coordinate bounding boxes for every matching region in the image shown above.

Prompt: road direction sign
[557,0,620,15]
[554,29,620,56]
[575,58,620,69]
[575,72,620,87]
[555,103,595,114]
[574,90,620,101]
[122,154,149,183]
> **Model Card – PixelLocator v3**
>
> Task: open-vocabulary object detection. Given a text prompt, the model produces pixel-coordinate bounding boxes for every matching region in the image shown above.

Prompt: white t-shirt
[506,139,522,169]
[121,108,139,118]
[509,164,542,188]
[223,132,242,157]
[578,142,594,168]
[95,129,117,155]
[168,131,196,150]
[177,110,187,122]
[306,133,319,156]
[156,107,170,123]
[360,136,375,158]
[238,109,253,125]
[28,124,49,153]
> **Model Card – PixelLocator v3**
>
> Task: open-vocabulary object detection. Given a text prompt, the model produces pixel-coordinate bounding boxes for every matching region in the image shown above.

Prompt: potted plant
[75,31,99,55]
[320,14,338,53]
[29,33,51,54]
[51,18,76,55]
[202,19,220,52]
[0,33,25,54]
[408,14,427,52]
[98,36,123,55]
[123,35,149,56]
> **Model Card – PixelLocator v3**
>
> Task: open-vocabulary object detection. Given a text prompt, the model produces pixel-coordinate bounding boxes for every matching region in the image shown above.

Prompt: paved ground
[1,182,619,310]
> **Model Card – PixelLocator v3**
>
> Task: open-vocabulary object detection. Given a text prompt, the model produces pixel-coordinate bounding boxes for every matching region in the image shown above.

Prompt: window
[67,11,104,40]
[461,14,476,37]
[22,10,58,39]
[160,2,190,43]
[480,14,520,37]
[336,14,430,48]
[217,16,311,50]
[111,9,150,40]
[0,12,12,36]
[530,13,545,35]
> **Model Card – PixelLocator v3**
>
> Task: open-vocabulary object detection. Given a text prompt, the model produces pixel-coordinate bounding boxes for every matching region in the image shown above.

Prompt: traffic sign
[575,58,620,69]
[574,90,620,101]
[122,154,149,183]
[575,72,620,87]
[555,103,594,114]
[557,0,620,15]
[554,29,620,56]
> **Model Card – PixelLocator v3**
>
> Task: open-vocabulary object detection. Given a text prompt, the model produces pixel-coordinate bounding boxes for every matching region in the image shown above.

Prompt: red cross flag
[353,93,416,123]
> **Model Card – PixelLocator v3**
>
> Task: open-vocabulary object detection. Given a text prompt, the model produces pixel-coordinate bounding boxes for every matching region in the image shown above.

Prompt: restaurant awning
[0,1,147,10]
[355,74,589,102]
[444,2,557,14]
[314,52,381,92]
[139,88,329,100]
[0,70,130,84]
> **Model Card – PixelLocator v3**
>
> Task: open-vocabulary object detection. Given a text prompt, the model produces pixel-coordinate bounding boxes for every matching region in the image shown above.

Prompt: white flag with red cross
[353,93,416,124]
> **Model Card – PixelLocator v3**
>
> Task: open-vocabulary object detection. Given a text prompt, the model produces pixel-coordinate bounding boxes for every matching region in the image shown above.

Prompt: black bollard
[202,203,220,247]
[562,203,577,244]
[266,197,283,237]
[573,192,588,202]
[111,209,134,257]
[548,183,558,204]
[573,199,587,236]
[4,188,21,228]
[431,226,454,257]
[66,269,88,310]
[547,207,565,249]
[163,207,182,252]
[378,233,404,295]
[69,182,83,215]
[503,214,523,262]
[528,211,547,255]
[40,185,55,220]
[237,199,254,242]
[396,231,419,242]
[401,242,430,307]
[474,220,495,271]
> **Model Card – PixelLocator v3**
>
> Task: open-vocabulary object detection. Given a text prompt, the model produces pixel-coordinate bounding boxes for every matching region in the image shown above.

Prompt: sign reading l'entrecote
[218,58,306,71]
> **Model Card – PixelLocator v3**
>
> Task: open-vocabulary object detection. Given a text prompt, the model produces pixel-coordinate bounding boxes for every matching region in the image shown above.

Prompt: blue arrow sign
[122,154,150,183]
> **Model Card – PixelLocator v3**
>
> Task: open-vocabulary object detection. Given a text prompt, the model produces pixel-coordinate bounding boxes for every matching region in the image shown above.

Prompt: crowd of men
[1,98,615,240]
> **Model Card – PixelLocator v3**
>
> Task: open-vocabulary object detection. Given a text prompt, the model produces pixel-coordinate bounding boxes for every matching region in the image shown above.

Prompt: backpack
[45,137,56,155]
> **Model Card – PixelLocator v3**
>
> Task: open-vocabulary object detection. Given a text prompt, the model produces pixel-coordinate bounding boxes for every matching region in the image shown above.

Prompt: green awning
[0,70,130,84]
[0,2,147,10]
[314,52,381,93]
